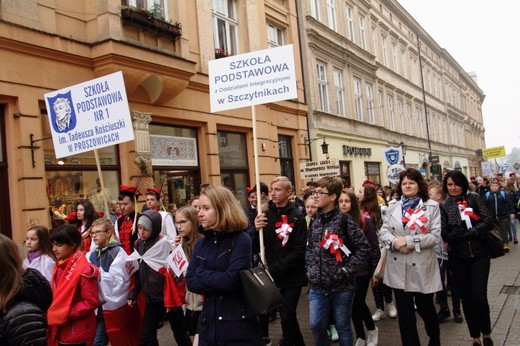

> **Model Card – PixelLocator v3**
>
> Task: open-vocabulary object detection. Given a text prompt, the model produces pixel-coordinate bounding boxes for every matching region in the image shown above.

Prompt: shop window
[339,160,351,187]
[218,131,249,207]
[150,124,200,208]
[364,162,381,185]
[278,135,295,185]
[41,108,120,218]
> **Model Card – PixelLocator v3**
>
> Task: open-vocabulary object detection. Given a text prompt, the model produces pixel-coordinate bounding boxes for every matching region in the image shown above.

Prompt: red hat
[362,179,375,186]
[246,187,254,195]
[510,172,516,177]
[119,185,140,199]
[146,187,162,199]
[65,211,77,222]
[470,176,476,181]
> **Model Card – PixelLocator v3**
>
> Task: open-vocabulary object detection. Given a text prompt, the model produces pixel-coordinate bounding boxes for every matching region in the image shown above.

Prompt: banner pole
[94,149,110,219]
[252,105,266,264]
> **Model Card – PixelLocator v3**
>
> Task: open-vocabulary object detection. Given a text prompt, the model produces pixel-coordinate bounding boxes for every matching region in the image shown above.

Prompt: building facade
[298,0,485,188]
[0,0,308,242]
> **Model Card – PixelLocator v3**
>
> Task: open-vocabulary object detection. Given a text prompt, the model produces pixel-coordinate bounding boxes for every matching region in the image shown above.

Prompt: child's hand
[127,299,136,307]
[372,277,381,287]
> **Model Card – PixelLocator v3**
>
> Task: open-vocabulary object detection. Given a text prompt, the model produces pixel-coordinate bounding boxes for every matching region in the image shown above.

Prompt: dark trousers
[259,286,305,345]
[352,274,376,340]
[437,258,461,313]
[167,307,192,346]
[140,302,164,346]
[372,282,393,309]
[393,289,440,346]
[451,256,491,338]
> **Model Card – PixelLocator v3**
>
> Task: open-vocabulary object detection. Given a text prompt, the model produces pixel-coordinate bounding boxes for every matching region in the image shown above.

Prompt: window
[326,0,336,31]
[366,83,375,124]
[378,89,384,126]
[353,77,363,121]
[387,94,394,130]
[416,106,424,137]
[359,15,366,50]
[339,160,351,187]
[364,162,381,185]
[346,5,355,42]
[401,49,407,78]
[397,99,404,132]
[406,103,412,135]
[124,0,168,20]
[267,23,284,47]
[316,61,329,112]
[381,35,388,66]
[333,68,345,116]
[212,0,238,55]
[392,43,398,73]
[310,0,320,19]
[278,135,295,186]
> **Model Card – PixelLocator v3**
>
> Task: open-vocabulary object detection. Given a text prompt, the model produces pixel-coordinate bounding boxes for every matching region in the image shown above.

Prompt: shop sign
[44,71,133,158]
[344,145,372,157]
[209,44,297,112]
[299,159,340,180]
[150,135,198,166]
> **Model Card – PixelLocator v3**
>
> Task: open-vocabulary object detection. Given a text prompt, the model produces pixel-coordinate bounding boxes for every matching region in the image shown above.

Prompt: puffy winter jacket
[0,268,52,346]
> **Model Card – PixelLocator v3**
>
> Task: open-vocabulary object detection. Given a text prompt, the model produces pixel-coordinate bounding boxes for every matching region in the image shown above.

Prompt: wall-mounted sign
[150,135,198,166]
[344,145,372,157]
[299,159,340,180]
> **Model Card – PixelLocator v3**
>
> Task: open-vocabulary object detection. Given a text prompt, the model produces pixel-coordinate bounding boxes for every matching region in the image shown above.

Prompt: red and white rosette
[457,201,480,229]
[275,215,293,247]
[320,233,351,263]
[402,200,428,234]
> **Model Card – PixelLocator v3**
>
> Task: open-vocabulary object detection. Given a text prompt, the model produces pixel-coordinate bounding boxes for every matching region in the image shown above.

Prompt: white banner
[299,159,340,180]
[44,71,134,158]
[209,44,297,112]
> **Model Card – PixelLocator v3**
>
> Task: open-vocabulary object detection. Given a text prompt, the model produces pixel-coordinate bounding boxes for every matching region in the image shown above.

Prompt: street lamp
[399,141,406,167]
[304,136,330,160]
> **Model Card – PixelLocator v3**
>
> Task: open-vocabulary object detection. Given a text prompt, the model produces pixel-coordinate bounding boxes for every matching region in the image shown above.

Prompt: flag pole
[251,105,266,264]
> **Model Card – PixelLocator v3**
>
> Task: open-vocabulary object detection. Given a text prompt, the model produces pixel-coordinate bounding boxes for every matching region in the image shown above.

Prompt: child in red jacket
[47,224,100,346]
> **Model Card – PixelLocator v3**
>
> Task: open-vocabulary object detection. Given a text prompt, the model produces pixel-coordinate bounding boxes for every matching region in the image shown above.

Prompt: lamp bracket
[30,133,52,168]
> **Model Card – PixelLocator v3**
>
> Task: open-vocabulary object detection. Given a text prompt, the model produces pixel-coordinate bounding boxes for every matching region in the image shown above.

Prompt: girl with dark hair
[359,183,397,322]
[48,224,100,346]
[441,170,495,346]
[22,225,56,282]
[379,168,442,346]
[0,233,52,345]
[340,189,381,345]
[76,199,99,252]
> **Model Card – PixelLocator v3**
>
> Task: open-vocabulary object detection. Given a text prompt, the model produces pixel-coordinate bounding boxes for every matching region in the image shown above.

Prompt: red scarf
[47,251,92,342]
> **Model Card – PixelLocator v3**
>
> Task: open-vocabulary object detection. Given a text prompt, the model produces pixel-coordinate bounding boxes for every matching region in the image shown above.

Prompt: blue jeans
[93,310,108,346]
[309,289,354,346]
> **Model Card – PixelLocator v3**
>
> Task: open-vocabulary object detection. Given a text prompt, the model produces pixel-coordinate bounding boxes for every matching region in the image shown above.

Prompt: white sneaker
[371,308,386,321]
[387,302,397,318]
[366,327,378,346]
[329,324,339,341]
[355,338,367,346]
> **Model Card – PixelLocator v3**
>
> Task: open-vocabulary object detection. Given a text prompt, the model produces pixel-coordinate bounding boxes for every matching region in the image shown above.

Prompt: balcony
[121,7,182,41]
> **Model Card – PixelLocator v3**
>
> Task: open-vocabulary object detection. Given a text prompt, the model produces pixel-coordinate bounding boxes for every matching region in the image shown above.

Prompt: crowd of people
[0,170,519,346]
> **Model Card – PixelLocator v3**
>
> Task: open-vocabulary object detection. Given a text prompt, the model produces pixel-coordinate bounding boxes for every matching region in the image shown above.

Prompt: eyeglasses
[175,220,189,226]
[313,191,332,197]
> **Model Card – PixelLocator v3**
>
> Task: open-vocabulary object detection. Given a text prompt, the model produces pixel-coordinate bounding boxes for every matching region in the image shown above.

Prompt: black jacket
[0,268,53,346]
[441,192,494,259]
[253,201,307,288]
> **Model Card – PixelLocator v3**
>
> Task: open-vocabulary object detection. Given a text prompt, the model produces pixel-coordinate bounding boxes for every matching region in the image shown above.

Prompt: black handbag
[483,227,505,258]
[238,261,283,317]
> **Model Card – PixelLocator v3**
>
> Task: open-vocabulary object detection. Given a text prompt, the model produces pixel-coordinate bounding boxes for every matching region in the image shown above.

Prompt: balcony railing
[121,7,182,41]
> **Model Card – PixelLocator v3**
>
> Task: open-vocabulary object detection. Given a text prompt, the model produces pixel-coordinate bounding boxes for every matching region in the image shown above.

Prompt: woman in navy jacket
[186,185,263,346]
